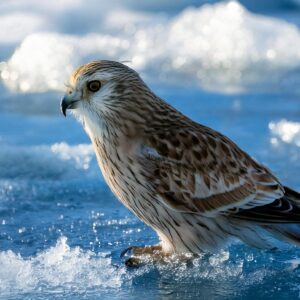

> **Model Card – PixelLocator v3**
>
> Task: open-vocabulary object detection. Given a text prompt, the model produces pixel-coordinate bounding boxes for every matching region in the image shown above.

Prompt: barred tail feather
[228,186,300,248]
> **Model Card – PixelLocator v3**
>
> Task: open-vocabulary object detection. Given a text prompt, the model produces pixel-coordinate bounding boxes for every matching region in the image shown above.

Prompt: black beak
[60,96,79,117]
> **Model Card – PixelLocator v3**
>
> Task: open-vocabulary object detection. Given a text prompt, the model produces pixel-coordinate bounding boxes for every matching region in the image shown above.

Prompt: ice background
[0,0,300,299]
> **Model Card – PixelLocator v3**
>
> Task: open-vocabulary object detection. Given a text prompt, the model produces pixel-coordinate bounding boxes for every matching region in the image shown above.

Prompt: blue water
[1,1,300,299]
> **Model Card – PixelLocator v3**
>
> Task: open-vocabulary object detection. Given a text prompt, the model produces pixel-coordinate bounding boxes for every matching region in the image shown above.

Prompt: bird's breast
[92,137,157,219]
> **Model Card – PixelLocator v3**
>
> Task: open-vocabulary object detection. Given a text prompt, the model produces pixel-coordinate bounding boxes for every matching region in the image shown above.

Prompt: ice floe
[1,1,300,93]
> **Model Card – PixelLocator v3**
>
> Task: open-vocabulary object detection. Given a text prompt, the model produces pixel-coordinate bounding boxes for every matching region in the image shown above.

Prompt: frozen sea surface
[0,86,300,299]
[0,1,300,299]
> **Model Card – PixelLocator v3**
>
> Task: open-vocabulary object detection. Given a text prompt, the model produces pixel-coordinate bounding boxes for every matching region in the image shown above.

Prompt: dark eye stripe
[87,80,101,92]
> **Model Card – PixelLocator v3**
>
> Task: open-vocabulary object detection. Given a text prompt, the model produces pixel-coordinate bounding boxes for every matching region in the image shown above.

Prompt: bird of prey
[61,60,300,264]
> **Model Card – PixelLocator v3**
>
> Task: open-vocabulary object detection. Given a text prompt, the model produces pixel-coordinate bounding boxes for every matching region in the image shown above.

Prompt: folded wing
[142,125,295,221]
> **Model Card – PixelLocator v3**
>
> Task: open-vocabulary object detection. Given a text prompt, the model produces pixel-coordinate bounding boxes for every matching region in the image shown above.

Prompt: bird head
[61,60,142,117]
[61,60,156,139]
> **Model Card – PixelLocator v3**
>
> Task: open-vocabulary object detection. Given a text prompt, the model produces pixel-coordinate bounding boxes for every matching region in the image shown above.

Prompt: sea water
[0,1,300,299]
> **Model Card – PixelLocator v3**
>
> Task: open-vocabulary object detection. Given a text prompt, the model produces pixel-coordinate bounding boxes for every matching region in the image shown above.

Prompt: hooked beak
[60,94,80,117]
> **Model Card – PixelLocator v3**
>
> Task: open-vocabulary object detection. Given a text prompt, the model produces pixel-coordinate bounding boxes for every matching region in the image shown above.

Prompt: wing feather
[142,126,284,216]
[230,187,300,223]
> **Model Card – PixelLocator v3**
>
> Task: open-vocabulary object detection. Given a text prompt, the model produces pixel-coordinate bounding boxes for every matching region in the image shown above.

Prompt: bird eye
[87,80,101,92]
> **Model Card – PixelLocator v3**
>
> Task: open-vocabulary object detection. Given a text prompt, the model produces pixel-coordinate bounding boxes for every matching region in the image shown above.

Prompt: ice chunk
[0,237,125,297]
[0,34,77,92]
[269,119,300,147]
[51,142,94,170]
[165,1,300,91]
[0,32,130,92]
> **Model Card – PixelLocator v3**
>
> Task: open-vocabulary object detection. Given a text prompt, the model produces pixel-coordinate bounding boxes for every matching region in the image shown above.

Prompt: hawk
[61,60,300,265]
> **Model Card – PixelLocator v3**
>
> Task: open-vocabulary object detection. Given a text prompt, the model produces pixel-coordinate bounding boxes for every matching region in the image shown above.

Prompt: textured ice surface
[0,87,299,299]
[2,1,300,92]
[0,237,125,298]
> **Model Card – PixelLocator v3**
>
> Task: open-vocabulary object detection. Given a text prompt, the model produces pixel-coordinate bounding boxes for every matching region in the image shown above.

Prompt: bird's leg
[121,245,199,267]
[121,244,163,257]
[121,244,165,267]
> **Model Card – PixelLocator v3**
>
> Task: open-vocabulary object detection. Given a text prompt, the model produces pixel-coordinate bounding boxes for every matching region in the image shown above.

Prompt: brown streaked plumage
[61,60,300,261]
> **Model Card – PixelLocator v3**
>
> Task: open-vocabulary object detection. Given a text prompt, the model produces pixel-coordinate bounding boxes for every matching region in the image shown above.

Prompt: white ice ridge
[1,1,300,92]
[51,142,94,170]
[269,119,300,147]
[0,143,97,180]
[0,237,125,297]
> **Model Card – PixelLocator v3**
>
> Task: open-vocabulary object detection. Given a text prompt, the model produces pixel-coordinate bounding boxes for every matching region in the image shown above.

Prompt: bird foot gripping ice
[120,245,199,267]
[61,60,300,265]
[121,245,163,267]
